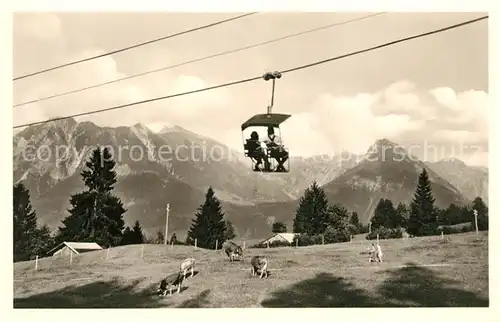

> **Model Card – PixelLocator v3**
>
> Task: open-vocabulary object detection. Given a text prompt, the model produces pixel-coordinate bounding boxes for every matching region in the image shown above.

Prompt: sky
[12,12,489,166]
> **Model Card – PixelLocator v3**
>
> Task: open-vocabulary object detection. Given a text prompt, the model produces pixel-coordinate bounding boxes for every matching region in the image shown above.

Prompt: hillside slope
[425,158,488,204]
[13,232,489,308]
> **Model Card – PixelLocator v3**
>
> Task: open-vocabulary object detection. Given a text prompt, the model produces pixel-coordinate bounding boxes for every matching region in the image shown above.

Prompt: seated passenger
[264,126,288,172]
[246,131,270,171]
[264,126,283,148]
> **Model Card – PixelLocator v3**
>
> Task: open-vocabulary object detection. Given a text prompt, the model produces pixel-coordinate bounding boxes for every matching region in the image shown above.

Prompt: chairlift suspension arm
[263,71,282,114]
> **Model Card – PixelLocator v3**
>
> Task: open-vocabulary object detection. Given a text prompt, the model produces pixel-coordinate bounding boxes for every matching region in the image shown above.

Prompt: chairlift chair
[240,71,291,173]
[241,113,291,173]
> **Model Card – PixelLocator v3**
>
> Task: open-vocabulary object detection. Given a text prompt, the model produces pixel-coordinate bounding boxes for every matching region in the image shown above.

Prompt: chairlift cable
[14,12,386,107]
[12,12,258,81]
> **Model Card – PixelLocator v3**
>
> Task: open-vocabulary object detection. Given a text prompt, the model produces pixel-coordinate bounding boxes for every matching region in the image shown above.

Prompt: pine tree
[371,199,394,229]
[407,168,438,236]
[56,147,126,247]
[272,221,287,233]
[155,230,165,244]
[323,204,350,243]
[349,212,360,228]
[132,220,145,244]
[13,183,37,260]
[438,204,461,226]
[30,225,55,258]
[327,203,349,230]
[293,181,330,235]
[121,227,134,245]
[170,233,178,245]
[13,183,47,261]
[396,203,409,227]
[223,221,236,240]
[187,187,227,249]
[472,197,488,231]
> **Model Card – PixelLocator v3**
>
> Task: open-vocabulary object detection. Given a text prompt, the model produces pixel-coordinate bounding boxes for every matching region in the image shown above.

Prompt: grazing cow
[368,243,376,262]
[180,257,195,279]
[250,256,268,279]
[157,272,183,296]
[368,243,383,263]
[223,241,243,261]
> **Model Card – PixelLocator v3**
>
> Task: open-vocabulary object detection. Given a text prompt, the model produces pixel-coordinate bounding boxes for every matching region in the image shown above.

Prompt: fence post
[194,238,197,249]
[141,245,144,258]
[70,251,73,265]
[243,241,246,250]
[474,209,479,236]
[441,231,444,240]
[35,255,38,271]
[295,238,298,248]
[376,233,379,243]
[350,235,353,242]
[215,240,218,250]
[106,248,110,260]
[322,234,324,245]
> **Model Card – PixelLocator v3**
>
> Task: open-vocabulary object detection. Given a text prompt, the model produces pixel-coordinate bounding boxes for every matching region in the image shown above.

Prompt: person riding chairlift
[264,126,288,172]
[248,131,270,171]
[264,126,282,148]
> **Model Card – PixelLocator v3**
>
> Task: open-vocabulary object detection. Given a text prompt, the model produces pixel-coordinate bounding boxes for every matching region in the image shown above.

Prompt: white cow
[180,257,195,279]
[375,243,383,262]
[368,243,383,262]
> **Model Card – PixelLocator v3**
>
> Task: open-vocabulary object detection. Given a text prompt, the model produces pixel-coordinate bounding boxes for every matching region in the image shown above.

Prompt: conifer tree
[121,227,134,245]
[223,220,236,240]
[327,203,349,230]
[187,187,227,249]
[293,181,330,235]
[13,183,49,261]
[395,202,409,228]
[272,221,287,233]
[407,168,438,236]
[349,212,360,229]
[371,199,406,229]
[371,199,393,229]
[132,220,145,244]
[155,230,165,244]
[57,147,126,247]
[170,233,178,245]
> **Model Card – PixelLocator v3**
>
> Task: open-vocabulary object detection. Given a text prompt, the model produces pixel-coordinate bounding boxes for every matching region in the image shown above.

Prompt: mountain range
[13,118,488,240]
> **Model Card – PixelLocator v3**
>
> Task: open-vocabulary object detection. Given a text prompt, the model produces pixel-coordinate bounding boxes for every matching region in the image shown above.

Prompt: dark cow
[223,241,243,261]
[250,256,268,279]
[157,272,183,296]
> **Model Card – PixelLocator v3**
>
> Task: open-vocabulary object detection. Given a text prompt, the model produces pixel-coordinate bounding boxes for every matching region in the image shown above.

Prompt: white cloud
[432,130,484,144]
[279,112,332,156]
[12,26,488,168]
[281,80,489,166]
[430,87,459,110]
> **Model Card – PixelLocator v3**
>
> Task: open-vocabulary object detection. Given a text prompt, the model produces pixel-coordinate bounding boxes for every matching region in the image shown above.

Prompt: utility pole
[164,203,170,245]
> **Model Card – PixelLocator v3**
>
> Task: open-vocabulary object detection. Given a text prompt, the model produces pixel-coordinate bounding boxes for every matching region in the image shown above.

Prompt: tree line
[280,168,488,246]
[13,146,238,262]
